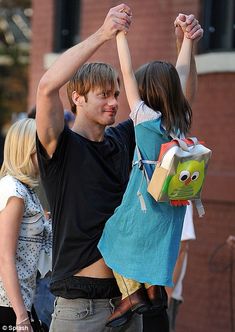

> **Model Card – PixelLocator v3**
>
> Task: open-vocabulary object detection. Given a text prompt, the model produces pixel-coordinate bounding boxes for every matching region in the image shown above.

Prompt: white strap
[132,160,157,166]
[194,199,205,218]
[169,132,199,151]
[172,138,189,151]
[188,137,198,145]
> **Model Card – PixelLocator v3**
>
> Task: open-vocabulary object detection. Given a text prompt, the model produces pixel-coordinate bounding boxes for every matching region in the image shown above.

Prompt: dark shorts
[0,307,43,332]
[0,306,17,330]
[167,298,183,331]
[50,276,121,299]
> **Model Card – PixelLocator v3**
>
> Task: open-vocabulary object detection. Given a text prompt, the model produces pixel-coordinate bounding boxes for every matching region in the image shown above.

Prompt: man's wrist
[94,27,110,43]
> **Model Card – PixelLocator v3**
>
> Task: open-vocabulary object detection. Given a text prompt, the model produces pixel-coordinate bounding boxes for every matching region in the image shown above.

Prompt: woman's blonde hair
[0,118,38,188]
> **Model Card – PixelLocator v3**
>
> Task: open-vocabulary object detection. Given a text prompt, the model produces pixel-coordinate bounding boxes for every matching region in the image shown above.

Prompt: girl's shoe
[106,287,150,328]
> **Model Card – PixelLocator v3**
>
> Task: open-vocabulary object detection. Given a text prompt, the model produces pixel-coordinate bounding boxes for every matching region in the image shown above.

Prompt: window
[54,0,80,52]
[199,0,235,53]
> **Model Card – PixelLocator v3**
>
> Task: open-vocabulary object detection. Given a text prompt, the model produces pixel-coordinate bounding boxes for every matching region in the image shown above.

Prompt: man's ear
[72,91,85,107]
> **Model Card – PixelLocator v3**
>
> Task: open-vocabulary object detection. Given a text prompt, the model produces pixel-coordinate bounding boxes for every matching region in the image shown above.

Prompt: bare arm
[0,197,32,330]
[116,32,140,112]
[174,14,203,104]
[176,35,193,95]
[36,4,132,157]
[166,240,189,300]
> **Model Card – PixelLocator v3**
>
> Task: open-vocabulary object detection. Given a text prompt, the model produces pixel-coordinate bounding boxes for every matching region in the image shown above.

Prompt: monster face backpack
[137,137,212,217]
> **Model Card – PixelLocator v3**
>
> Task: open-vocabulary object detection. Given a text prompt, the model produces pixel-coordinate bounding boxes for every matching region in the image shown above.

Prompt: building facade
[28,1,235,331]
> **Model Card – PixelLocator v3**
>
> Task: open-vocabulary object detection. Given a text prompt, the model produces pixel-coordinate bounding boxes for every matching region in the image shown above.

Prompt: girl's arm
[116,32,141,112]
[176,34,193,95]
[174,14,203,104]
[0,197,31,328]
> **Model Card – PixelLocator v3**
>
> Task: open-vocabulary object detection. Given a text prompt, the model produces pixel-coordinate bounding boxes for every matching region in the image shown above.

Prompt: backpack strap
[194,199,205,218]
[133,145,157,183]
[134,144,157,212]
[170,137,198,151]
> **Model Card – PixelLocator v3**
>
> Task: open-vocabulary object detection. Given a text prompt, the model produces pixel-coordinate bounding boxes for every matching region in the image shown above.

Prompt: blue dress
[98,101,186,287]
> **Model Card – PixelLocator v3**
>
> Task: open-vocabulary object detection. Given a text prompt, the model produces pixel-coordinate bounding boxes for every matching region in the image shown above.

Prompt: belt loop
[54,296,58,309]
[89,299,94,315]
[109,298,115,311]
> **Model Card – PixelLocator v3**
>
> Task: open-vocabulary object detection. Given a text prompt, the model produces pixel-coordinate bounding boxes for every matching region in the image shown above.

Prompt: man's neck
[72,120,105,142]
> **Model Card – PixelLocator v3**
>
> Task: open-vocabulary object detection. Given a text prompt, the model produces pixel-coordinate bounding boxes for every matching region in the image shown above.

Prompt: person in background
[28,107,54,329]
[64,110,75,128]
[226,235,235,249]
[166,202,196,332]
[0,119,52,331]
[0,132,4,167]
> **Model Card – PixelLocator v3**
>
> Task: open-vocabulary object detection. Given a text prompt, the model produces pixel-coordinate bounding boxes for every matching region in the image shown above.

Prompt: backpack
[137,137,212,217]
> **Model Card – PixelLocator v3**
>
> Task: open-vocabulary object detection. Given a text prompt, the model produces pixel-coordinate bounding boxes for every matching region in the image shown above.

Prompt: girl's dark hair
[135,61,192,135]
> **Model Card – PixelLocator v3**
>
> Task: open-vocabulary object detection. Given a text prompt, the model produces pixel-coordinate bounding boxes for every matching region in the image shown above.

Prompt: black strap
[31,305,48,332]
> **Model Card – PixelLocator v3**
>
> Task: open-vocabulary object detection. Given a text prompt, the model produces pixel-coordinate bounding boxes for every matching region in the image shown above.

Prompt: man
[36,4,203,331]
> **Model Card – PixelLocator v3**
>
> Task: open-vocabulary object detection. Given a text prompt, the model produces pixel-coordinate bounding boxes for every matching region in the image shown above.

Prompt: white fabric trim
[171,201,196,300]
[130,100,161,126]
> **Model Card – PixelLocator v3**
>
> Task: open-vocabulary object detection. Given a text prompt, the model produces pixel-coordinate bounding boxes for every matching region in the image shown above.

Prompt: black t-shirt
[36,120,135,283]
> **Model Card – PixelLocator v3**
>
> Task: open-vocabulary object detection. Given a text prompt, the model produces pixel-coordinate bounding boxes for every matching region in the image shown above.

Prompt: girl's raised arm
[175,33,193,95]
[116,32,141,112]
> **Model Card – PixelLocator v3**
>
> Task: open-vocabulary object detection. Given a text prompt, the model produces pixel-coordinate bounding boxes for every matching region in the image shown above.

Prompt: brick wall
[180,201,235,332]
[29,1,235,331]
[179,71,235,332]
[28,0,54,109]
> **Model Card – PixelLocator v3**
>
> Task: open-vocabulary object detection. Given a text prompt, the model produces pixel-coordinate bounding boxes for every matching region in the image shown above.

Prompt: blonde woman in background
[0,119,51,331]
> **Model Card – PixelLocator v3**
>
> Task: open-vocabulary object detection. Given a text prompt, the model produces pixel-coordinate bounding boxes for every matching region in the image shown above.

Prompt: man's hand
[100,3,132,41]
[174,13,203,46]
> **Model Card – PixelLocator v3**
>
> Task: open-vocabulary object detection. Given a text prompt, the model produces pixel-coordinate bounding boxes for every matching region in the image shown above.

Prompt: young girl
[0,119,52,331]
[98,24,194,328]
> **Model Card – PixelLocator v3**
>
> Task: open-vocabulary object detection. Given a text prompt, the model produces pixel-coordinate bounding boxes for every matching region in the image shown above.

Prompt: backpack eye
[179,170,190,182]
[191,171,199,181]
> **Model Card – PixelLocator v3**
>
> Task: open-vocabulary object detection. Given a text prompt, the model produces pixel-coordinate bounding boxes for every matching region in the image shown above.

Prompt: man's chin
[105,117,116,126]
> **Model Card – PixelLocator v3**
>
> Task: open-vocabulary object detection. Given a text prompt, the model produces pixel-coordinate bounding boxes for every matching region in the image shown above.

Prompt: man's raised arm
[36,4,132,157]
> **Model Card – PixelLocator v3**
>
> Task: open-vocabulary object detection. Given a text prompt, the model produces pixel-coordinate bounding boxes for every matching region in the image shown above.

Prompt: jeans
[167,298,182,332]
[49,296,142,332]
[34,276,55,328]
[143,309,169,332]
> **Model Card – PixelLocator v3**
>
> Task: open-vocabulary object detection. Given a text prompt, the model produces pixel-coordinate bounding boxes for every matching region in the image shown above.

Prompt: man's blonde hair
[67,62,120,114]
[0,118,38,188]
